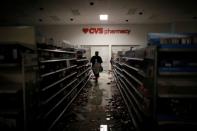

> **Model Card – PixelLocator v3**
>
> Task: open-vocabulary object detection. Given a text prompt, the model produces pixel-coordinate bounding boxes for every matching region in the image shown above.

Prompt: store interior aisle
[62,72,116,131]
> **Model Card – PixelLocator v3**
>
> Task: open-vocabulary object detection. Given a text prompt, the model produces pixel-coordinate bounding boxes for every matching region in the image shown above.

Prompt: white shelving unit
[112,32,197,130]
[112,50,153,131]
[0,43,39,131]
[37,45,91,131]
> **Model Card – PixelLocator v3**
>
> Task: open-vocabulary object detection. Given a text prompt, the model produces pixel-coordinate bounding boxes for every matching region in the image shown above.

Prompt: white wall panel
[91,45,109,71]
[36,24,171,46]
[172,22,197,32]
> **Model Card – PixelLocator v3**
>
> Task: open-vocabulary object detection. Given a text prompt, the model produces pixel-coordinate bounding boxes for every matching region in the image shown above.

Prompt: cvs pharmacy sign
[82,27,130,35]
[83,28,103,34]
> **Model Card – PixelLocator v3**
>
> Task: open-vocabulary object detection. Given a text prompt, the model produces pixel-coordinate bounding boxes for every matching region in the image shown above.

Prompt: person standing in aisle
[90,51,103,83]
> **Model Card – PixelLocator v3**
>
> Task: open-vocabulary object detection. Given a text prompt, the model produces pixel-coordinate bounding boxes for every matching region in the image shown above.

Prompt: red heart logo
[83,28,89,34]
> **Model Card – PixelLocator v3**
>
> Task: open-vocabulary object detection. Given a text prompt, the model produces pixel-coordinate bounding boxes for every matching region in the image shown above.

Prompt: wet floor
[57,72,132,131]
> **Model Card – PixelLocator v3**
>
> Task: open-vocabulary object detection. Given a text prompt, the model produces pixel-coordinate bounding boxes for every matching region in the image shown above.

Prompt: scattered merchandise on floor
[53,72,133,131]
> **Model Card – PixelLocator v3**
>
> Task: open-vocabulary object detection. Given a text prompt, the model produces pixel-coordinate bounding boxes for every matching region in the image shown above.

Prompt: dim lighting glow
[99,14,108,21]
[100,125,108,131]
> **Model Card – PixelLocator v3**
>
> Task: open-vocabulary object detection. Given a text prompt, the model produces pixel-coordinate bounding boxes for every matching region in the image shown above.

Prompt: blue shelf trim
[157,44,197,49]
[148,33,197,46]
[159,67,197,72]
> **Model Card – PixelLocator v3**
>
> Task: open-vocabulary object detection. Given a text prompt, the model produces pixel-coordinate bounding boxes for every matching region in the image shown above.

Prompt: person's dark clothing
[90,55,103,82]
[90,56,103,66]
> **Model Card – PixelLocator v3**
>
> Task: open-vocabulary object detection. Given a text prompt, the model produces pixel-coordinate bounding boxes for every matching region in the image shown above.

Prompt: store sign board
[82,27,130,35]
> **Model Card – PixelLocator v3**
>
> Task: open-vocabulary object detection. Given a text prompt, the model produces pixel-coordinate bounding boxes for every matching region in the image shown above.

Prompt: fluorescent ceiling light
[99,14,108,21]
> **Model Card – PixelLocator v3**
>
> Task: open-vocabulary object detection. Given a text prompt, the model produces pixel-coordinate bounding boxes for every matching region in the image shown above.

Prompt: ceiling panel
[0,0,197,25]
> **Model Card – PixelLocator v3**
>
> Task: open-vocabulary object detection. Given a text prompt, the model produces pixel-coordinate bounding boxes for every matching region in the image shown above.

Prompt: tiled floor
[61,72,115,131]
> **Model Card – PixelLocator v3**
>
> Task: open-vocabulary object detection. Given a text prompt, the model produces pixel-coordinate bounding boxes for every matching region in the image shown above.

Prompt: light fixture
[90,2,94,6]
[100,125,108,131]
[70,18,74,21]
[99,14,108,21]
